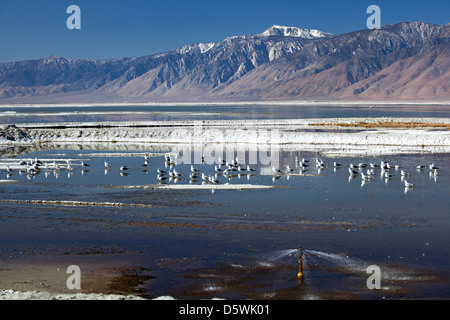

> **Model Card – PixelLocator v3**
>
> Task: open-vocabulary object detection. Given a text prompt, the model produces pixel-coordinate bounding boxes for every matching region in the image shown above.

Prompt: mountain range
[0,22,448,103]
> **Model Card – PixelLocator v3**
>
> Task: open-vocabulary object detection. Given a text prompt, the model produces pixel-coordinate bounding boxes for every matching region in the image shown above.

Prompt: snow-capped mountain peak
[258,25,333,39]
[177,42,215,54]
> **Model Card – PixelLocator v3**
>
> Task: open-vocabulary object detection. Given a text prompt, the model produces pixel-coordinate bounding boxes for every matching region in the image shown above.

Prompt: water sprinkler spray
[297,246,304,281]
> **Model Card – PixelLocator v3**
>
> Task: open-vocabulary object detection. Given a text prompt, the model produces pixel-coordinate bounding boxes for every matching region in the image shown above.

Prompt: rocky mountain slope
[0,22,448,103]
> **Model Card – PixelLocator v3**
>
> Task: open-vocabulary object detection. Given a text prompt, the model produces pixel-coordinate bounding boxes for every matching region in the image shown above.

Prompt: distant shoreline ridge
[0,100,449,108]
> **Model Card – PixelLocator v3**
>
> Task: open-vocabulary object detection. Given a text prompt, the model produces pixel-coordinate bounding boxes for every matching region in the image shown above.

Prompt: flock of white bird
[342,159,439,189]
[0,157,93,179]
[307,156,439,190]
[1,154,440,191]
[155,154,257,184]
[152,153,440,191]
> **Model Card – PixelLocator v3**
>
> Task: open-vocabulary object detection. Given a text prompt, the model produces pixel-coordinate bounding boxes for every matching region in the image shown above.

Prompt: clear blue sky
[0,0,448,62]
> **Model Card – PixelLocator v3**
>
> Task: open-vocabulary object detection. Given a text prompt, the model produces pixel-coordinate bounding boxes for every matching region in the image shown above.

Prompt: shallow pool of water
[1,146,449,299]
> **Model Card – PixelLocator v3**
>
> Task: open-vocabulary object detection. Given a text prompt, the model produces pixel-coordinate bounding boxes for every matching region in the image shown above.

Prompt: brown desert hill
[336,23,450,100]
[211,22,450,101]
[336,43,450,100]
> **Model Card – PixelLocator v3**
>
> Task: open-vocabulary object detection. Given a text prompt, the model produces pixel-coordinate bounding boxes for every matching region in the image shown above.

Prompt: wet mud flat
[0,207,446,300]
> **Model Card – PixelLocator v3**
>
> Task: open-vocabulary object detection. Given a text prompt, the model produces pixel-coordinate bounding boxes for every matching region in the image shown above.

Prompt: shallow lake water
[1,145,449,299]
[1,103,449,124]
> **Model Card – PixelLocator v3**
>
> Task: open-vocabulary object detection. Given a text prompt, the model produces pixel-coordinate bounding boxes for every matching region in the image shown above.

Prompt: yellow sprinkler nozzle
[297,246,304,280]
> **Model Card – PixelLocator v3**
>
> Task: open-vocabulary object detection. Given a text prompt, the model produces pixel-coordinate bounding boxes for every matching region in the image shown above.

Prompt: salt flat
[2,117,449,156]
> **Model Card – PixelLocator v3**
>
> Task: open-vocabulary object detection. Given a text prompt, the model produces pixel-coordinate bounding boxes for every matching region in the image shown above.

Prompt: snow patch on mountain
[258,25,333,39]
[177,42,215,54]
